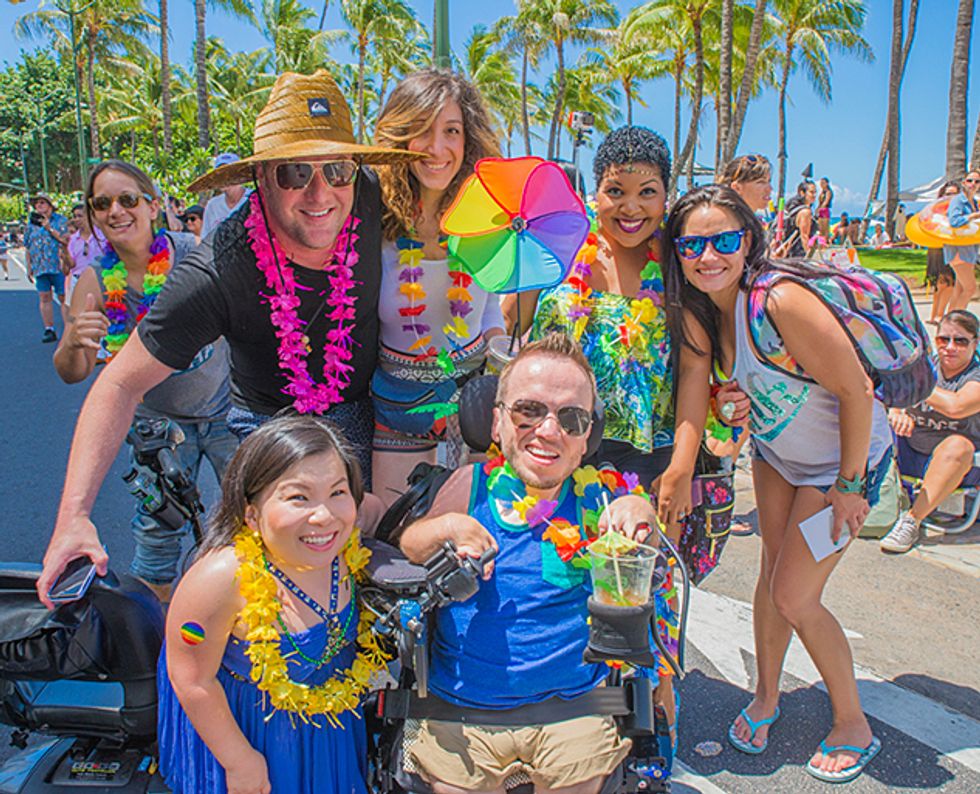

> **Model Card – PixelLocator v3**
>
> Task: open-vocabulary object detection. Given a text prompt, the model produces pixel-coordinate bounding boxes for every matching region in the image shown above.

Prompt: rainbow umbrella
[440,156,589,293]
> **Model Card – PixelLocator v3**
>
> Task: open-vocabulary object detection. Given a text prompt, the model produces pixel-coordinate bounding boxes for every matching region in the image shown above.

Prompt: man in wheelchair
[885,310,980,552]
[390,333,676,794]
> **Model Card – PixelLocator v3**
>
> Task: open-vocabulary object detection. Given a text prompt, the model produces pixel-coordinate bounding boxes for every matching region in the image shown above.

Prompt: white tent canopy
[870,175,945,215]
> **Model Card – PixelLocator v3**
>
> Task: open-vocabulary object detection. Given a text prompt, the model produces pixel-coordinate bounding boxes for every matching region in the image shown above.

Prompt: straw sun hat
[188,69,422,193]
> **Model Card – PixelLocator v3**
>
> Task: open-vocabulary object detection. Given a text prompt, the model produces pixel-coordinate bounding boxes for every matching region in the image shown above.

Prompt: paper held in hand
[799,506,850,562]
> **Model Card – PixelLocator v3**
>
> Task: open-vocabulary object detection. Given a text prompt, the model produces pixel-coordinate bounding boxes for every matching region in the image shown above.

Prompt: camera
[28,212,44,226]
[569,111,595,133]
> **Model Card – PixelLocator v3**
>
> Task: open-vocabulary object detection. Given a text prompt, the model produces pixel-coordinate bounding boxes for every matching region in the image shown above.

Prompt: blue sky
[0,0,975,214]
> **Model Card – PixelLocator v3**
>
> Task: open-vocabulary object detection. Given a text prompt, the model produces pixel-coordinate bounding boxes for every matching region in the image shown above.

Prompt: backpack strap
[745,271,812,383]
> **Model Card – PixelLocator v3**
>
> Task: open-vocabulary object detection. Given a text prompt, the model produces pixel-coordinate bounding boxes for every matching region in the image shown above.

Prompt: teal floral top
[531,261,674,453]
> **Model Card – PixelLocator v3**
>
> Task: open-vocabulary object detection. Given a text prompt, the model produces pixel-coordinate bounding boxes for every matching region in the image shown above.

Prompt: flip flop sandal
[727,706,780,754]
[804,736,881,784]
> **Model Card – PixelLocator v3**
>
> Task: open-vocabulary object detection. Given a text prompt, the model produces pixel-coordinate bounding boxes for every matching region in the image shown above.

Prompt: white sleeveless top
[732,291,891,486]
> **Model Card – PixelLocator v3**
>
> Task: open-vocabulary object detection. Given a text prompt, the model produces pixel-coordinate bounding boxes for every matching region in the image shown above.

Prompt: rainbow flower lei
[483,446,647,563]
[395,235,474,376]
[245,193,360,414]
[101,229,170,360]
[566,216,665,353]
[234,527,390,726]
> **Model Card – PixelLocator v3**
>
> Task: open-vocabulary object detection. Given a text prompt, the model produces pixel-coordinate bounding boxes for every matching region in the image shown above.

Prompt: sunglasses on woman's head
[496,399,592,437]
[274,160,358,190]
[674,229,747,259]
[88,192,153,212]
[936,334,975,348]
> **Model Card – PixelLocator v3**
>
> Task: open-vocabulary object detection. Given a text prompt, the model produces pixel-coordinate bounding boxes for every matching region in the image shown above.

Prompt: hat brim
[187,140,424,193]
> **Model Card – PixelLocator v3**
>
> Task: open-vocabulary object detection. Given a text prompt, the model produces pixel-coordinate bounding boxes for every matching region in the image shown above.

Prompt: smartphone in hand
[47,557,98,605]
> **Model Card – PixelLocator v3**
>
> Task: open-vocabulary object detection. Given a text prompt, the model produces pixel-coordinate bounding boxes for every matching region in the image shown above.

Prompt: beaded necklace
[101,229,170,360]
[395,233,474,376]
[265,556,355,668]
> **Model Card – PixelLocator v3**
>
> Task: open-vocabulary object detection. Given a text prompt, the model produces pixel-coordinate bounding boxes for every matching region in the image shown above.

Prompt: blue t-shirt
[428,464,607,709]
[25,213,68,275]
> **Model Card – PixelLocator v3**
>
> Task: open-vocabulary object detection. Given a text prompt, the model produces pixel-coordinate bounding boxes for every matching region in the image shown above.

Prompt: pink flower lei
[244,192,360,414]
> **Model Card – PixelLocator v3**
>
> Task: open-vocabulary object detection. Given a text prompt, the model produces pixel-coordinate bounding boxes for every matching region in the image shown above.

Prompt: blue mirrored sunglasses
[674,229,747,259]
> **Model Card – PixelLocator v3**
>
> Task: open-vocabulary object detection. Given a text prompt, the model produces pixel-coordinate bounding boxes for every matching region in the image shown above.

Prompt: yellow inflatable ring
[906,198,980,247]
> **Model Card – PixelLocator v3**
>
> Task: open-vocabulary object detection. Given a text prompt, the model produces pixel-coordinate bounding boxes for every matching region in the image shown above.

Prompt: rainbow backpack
[747,264,935,408]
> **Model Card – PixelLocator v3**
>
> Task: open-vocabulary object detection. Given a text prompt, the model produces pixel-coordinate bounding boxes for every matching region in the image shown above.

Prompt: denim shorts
[34,272,65,295]
[896,435,980,487]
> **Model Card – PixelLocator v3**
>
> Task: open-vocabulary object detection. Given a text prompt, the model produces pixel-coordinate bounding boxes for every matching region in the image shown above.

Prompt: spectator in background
[201,153,249,237]
[945,169,980,311]
[893,202,908,243]
[66,202,106,301]
[927,181,961,325]
[0,227,9,279]
[180,204,205,244]
[781,180,816,257]
[817,176,834,239]
[847,216,864,246]
[24,193,69,342]
[719,154,773,215]
[868,223,890,248]
[884,310,980,553]
[831,212,850,245]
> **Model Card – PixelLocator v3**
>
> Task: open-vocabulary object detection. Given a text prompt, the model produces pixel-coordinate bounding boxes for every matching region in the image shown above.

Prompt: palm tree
[717,0,735,166]
[537,63,619,160]
[339,0,422,143]
[493,4,548,156]
[15,0,154,160]
[864,0,918,220]
[523,0,618,160]
[194,0,254,150]
[769,0,872,200]
[208,46,275,152]
[258,0,344,73]
[462,25,522,144]
[630,0,711,195]
[372,17,430,109]
[946,0,975,178]
[585,8,670,126]
[723,0,770,164]
[160,0,172,156]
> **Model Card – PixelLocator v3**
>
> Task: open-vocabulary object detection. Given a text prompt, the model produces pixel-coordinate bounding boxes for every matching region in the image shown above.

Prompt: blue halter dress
[157,601,368,794]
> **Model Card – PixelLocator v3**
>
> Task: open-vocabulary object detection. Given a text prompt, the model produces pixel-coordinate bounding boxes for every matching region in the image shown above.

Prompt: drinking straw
[600,492,625,602]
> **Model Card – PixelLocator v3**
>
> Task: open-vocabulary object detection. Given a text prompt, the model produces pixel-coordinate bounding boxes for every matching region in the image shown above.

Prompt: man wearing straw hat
[37,70,421,605]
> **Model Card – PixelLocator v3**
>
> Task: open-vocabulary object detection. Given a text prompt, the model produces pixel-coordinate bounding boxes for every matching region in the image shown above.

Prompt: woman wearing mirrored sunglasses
[884,310,980,553]
[53,159,235,603]
[944,168,980,311]
[369,69,505,507]
[662,184,892,783]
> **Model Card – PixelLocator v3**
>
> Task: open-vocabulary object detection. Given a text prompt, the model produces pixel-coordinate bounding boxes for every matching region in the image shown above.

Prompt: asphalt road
[0,260,977,792]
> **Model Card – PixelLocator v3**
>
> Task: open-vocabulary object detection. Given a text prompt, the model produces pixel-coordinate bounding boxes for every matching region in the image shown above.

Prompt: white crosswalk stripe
[686,587,980,776]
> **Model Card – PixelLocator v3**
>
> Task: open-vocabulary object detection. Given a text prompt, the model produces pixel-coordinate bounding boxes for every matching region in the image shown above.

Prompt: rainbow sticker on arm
[179,621,206,646]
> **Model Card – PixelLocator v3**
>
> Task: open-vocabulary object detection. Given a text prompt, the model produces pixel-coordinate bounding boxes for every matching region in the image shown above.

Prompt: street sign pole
[433,0,450,69]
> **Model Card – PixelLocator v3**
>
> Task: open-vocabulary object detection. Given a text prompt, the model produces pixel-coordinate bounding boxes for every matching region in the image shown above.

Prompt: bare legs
[731,457,873,774]
[948,258,977,311]
[371,447,439,509]
[909,434,974,521]
[39,290,55,328]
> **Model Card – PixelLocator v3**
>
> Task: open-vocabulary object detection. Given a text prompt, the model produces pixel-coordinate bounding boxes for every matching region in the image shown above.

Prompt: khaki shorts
[409,714,631,791]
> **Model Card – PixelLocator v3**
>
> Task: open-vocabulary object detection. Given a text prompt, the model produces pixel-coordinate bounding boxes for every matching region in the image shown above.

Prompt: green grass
[857,247,927,284]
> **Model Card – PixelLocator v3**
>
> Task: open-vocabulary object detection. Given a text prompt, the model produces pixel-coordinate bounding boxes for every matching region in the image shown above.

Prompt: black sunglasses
[274,160,358,190]
[88,192,153,212]
[936,334,975,348]
[497,399,592,437]
[674,229,747,259]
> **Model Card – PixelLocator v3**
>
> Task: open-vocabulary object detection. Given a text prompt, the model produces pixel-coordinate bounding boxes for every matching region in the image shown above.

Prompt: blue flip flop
[727,706,780,754]
[804,736,881,783]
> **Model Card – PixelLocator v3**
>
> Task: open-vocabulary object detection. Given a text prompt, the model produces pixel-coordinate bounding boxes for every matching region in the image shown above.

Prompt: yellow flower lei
[233,528,390,726]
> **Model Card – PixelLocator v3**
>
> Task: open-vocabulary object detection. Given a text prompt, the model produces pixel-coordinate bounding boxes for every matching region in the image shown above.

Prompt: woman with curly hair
[370,69,504,505]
